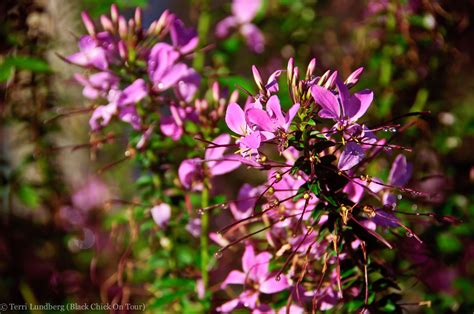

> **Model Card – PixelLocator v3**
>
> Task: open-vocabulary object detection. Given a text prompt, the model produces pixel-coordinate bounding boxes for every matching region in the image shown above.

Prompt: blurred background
[1,0,473,312]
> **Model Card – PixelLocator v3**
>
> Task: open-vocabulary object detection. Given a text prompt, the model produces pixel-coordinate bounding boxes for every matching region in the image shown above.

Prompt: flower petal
[151,203,171,228]
[388,154,412,187]
[220,270,246,289]
[226,103,247,135]
[338,142,365,171]
[259,275,289,294]
[247,108,276,132]
[232,0,262,23]
[311,85,340,120]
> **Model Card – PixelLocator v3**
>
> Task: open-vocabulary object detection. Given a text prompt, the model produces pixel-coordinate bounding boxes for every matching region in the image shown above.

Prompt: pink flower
[218,245,289,312]
[66,35,109,70]
[311,76,374,124]
[151,203,171,228]
[89,79,147,130]
[215,0,264,53]
[178,134,240,190]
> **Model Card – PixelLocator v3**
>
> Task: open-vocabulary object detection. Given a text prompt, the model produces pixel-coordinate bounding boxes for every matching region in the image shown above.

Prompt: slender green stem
[193,0,211,71]
[200,183,209,290]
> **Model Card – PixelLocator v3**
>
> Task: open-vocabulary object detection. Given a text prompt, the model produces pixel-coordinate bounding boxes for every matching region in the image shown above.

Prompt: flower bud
[146,21,157,35]
[318,70,330,86]
[324,71,338,89]
[81,12,96,36]
[345,67,364,87]
[118,16,128,39]
[118,41,128,60]
[100,15,114,33]
[110,4,119,24]
[156,10,173,35]
[128,19,135,34]
[229,90,239,104]
[306,58,316,80]
[292,66,299,86]
[212,82,220,102]
[287,57,294,84]
[252,65,265,92]
[134,7,142,30]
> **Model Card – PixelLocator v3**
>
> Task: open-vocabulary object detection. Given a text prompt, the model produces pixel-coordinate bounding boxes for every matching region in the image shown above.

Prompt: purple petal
[259,275,289,294]
[186,218,201,237]
[250,252,271,281]
[170,18,198,54]
[242,245,256,274]
[266,95,285,126]
[232,0,262,23]
[175,68,200,102]
[230,184,261,220]
[118,106,141,130]
[343,179,365,203]
[220,270,246,288]
[285,102,300,130]
[388,154,413,187]
[211,156,241,176]
[178,158,203,191]
[160,115,183,141]
[239,131,261,150]
[89,103,117,130]
[247,108,276,132]
[216,298,240,313]
[311,85,340,120]
[238,290,259,309]
[277,305,304,314]
[120,79,147,106]
[151,203,171,228]
[158,63,189,90]
[240,23,264,53]
[215,16,237,38]
[372,209,400,227]
[347,89,374,121]
[338,142,365,171]
[205,134,231,161]
[226,103,247,135]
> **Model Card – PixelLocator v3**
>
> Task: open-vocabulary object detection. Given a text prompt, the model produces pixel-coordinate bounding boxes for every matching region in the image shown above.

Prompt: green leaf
[5,56,51,73]
[17,185,40,208]
[437,233,462,253]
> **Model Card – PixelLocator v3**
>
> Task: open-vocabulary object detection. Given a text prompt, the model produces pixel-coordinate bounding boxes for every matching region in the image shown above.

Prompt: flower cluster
[206,59,427,312]
[65,4,447,313]
[216,0,265,53]
[65,5,201,145]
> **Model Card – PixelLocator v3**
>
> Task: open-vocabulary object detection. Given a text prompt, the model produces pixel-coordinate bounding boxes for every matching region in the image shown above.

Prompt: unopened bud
[156,10,173,34]
[134,7,142,30]
[292,66,299,85]
[128,19,135,34]
[118,41,128,60]
[229,90,239,104]
[81,12,95,36]
[146,21,157,35]
[324,71,338,89]
[306,58,316,80]
[118,16,128,39]
[287,57,294,83]
[100,15,114,33]
[110,4,119,24]
[252,65,265,91]
[345,67,364,87]
[212,82,220,102]
[318,70,330,86]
